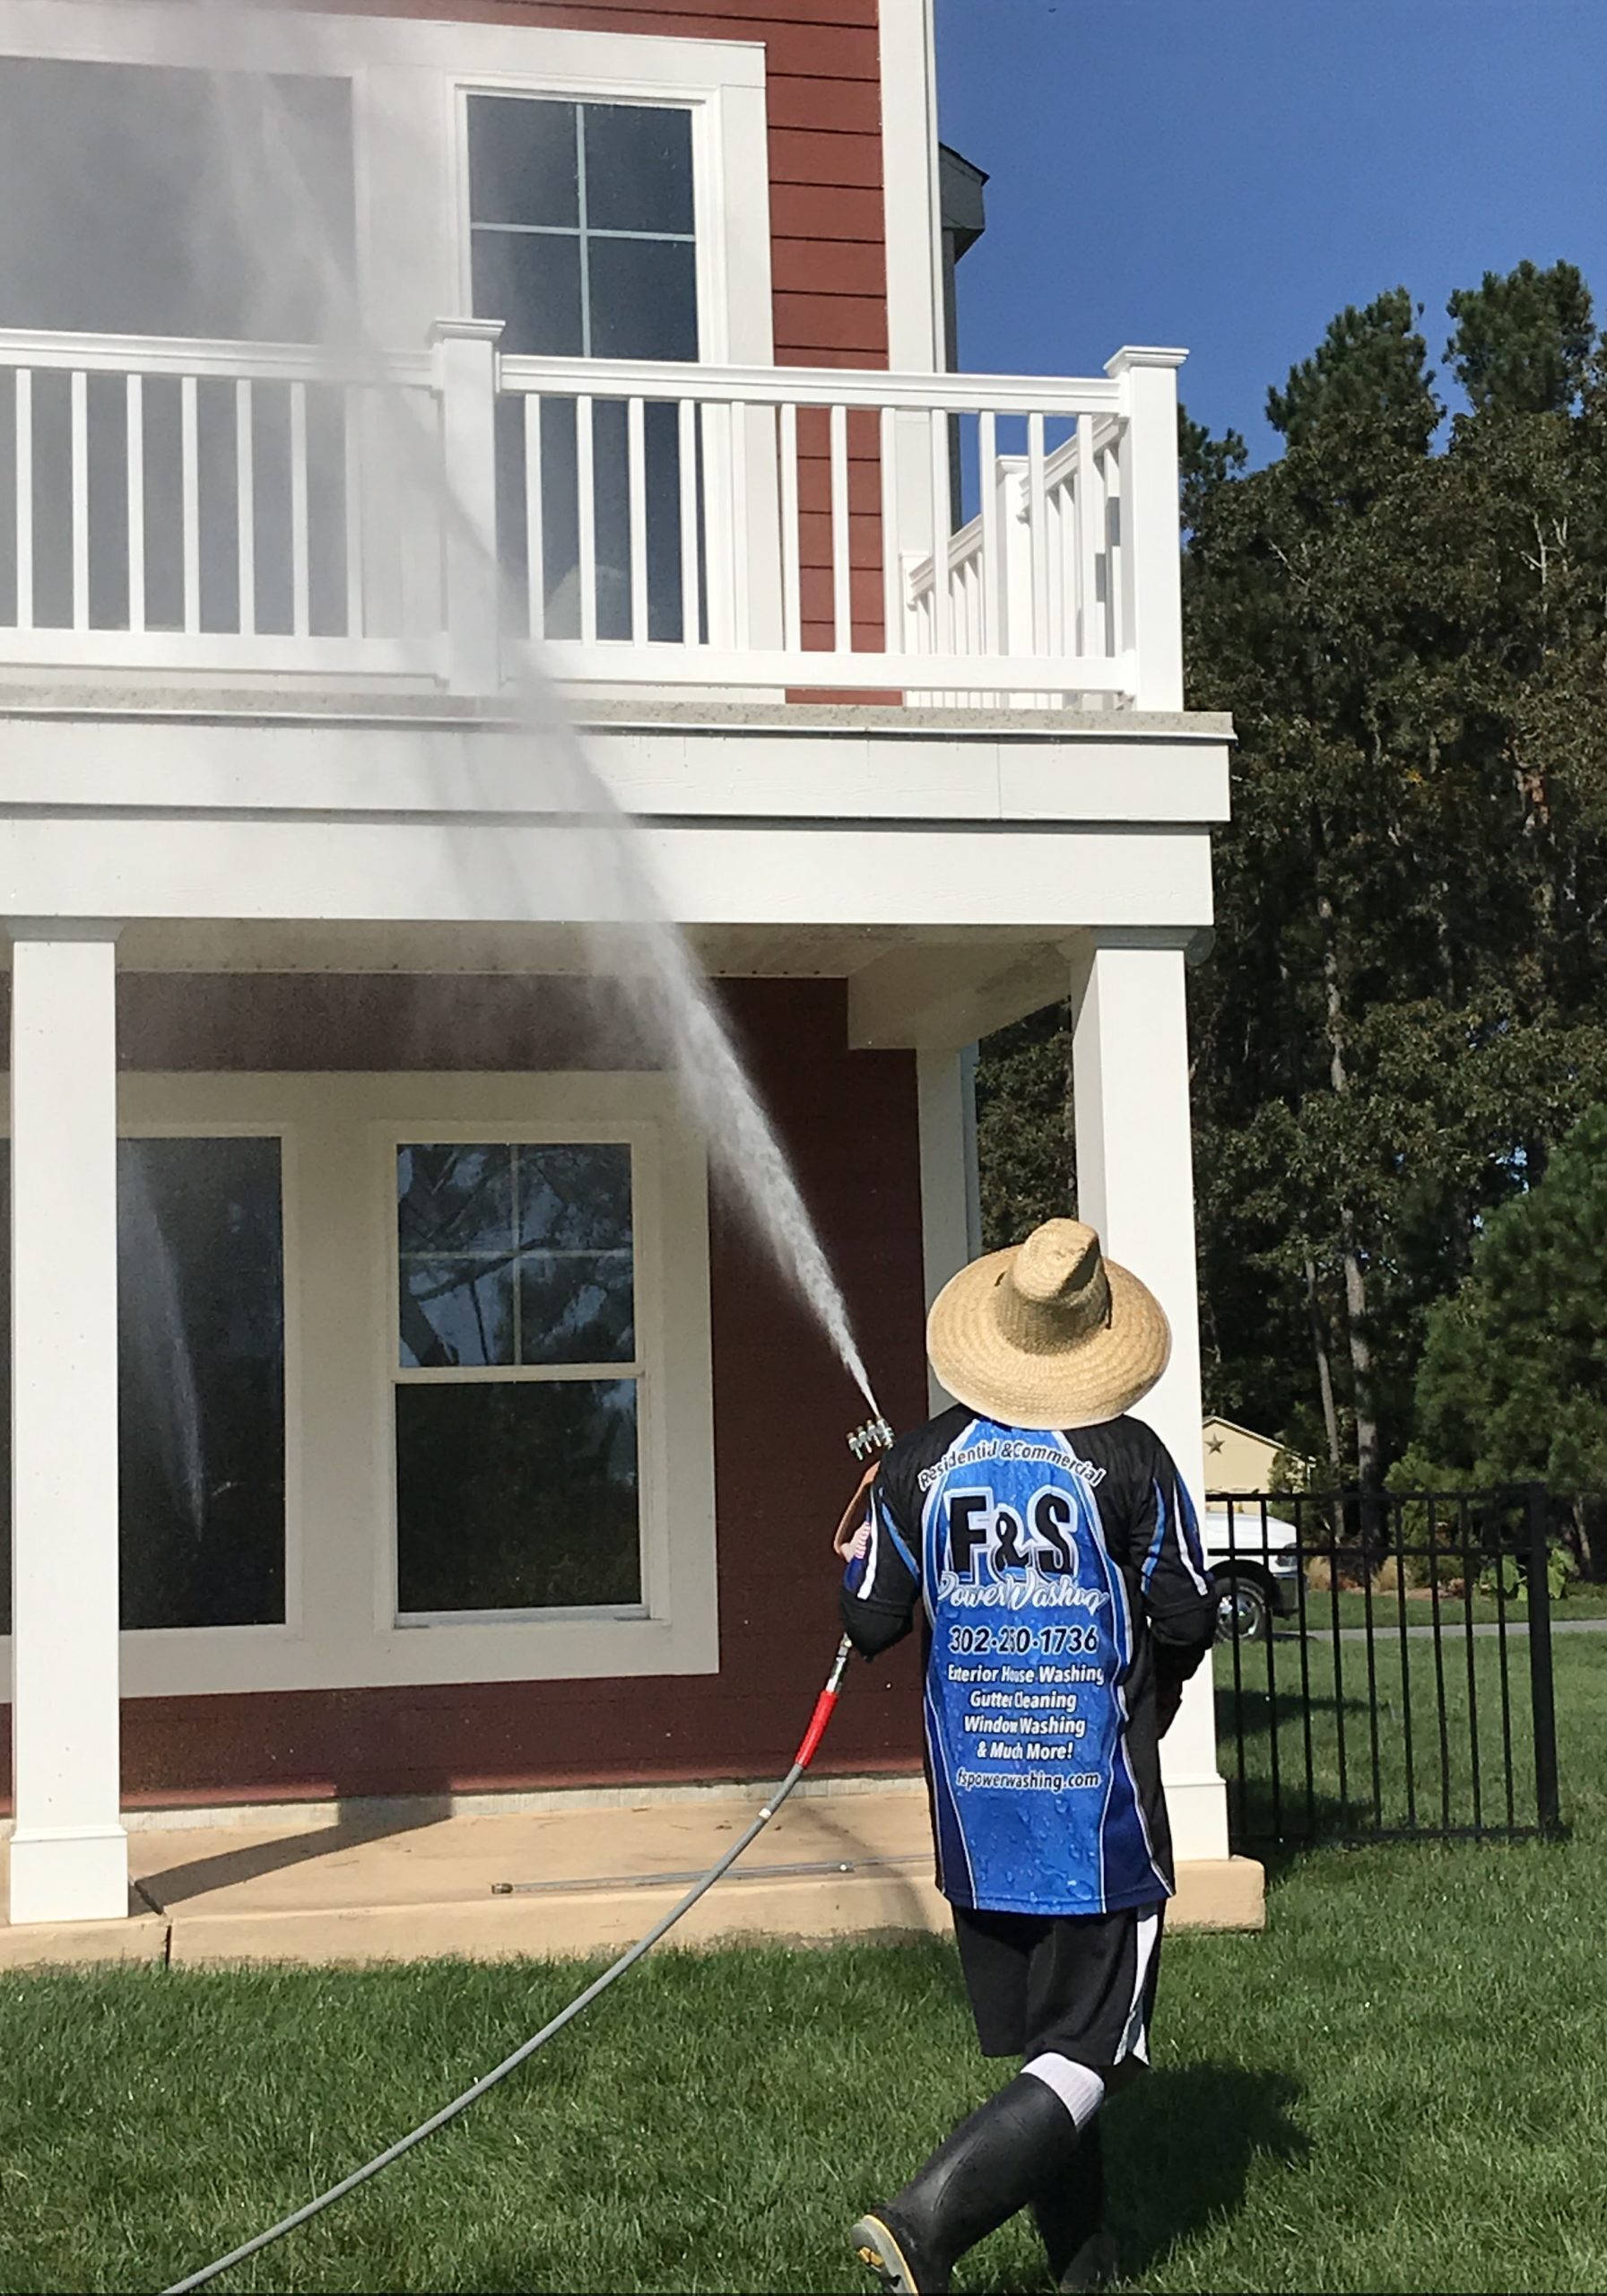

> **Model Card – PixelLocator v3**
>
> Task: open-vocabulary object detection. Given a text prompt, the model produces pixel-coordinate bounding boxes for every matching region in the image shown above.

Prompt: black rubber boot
[1032,2121,1117,2292]
[850,2072,1086,2295]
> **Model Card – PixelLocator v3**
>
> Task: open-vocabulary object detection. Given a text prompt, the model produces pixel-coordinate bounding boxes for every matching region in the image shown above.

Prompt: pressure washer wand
[161,1631,859,2294]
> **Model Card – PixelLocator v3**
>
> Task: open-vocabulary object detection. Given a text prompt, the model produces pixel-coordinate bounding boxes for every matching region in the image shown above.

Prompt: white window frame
[0,2,774,362]
[0,1069,718,1701]
[385,1121,659,1631]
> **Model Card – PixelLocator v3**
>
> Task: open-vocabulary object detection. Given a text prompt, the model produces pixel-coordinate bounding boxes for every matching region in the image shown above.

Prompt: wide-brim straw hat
[927,1217,1170,1431]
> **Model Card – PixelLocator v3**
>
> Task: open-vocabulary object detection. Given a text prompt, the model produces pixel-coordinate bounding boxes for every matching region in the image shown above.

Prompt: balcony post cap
[429,317,507,345]
[1104,345,1188,377]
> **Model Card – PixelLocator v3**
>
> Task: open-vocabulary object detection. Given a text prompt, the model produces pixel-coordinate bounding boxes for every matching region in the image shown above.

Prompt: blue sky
[934,0,1607,454]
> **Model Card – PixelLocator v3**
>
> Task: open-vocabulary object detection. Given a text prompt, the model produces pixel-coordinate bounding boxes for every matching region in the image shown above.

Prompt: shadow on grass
[1109,2062,1307,2278]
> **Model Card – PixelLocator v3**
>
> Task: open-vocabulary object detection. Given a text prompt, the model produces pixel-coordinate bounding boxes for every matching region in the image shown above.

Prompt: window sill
[0,1608,717,1700]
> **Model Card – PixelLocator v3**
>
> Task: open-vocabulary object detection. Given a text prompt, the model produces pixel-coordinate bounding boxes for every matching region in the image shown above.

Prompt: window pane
[0,61,353,343]
[396,1379,639,1613]
[583,103,694,236]
[117,1138,286,1630]
[398,1144,514,1257]
[519,1253,635,1366]
[467,93,578,229]
[402,1257,517,1370]
[586,238,699,362]
[472,229,584,358]
[0,1138,287,1634]
[517,1143,632,1250]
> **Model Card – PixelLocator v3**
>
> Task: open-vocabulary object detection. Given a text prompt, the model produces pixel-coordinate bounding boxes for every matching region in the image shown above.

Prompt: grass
[1307,1584,1607,1631]
[1,1642,1605,2294]
[1219,1618,1559,1841]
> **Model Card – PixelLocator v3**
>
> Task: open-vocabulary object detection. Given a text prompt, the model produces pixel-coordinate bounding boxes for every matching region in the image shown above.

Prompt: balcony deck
[0,325,1186,715]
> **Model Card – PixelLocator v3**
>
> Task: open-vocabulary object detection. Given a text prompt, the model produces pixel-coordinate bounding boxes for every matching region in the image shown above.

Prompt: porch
[0,1777,1263,1970]
[0,691,1233,1933]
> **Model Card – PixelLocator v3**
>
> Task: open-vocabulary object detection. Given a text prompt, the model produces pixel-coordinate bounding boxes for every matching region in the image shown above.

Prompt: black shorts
[953,1901,1165,2067]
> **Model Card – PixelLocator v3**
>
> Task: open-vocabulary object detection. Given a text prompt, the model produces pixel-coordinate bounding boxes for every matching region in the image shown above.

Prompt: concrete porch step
[0,1787,1264,1968]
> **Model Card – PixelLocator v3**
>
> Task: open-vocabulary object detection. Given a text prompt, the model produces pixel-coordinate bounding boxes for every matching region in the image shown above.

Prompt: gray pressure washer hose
[161,1632,857,2295]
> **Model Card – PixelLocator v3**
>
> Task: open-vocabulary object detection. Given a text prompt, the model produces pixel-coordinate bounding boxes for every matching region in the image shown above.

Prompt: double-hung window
[394,1139,643,1620]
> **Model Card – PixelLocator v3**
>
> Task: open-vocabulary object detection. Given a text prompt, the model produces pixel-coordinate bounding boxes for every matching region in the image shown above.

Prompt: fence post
[430,317,504,696]
[1104,347,1185,709]
[1524,1481,1562,1837]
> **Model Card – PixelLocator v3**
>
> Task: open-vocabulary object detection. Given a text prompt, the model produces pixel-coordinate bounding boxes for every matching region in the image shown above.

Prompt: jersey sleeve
[838,1475,922,1658]
[1134,1439,1218,1683]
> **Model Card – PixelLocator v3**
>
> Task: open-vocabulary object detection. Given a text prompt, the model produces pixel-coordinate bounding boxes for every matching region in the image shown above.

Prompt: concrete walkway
[0,1783,1264,1968]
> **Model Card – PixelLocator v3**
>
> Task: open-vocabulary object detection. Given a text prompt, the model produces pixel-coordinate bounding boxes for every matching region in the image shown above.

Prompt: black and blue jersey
[841,1407,1217,1918]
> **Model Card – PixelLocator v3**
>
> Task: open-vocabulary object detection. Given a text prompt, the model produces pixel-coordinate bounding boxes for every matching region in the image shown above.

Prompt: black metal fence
[1206,1484,1565,1855]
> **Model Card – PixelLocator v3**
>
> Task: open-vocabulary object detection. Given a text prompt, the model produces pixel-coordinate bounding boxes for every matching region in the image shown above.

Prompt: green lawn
[1218,1615,1562,1841]
[1303,1583,1607,1631]
[3,1643,1606,2294]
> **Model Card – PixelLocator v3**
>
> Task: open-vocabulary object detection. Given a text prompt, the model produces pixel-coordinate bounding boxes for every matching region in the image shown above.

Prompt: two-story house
[0,0,1245,1937]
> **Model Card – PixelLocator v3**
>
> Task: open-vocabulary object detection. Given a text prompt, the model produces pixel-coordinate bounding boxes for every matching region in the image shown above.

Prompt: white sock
[1021,2051,1106,2131]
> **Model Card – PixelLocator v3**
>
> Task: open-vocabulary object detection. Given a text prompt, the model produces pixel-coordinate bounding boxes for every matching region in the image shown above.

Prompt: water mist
[183,0,883,1419]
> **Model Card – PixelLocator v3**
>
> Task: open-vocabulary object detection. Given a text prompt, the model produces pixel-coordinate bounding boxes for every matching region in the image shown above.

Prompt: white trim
[879,0,943,370]
[0,1070,718,1701]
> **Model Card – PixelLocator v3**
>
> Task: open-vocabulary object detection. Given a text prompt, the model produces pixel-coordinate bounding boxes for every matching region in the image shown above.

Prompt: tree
[977,265,1607,1489]
[1265,287,1438,450]
[1446,259,1594,416]
[1398,1105,1607,1572]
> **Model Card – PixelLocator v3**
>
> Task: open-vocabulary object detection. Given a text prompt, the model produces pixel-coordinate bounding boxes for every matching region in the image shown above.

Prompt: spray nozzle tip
[847,1417,895,1460]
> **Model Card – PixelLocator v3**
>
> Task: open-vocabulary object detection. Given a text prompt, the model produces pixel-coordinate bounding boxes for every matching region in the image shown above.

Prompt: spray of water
[118,1151,208,1543]
[50,0,881,1419]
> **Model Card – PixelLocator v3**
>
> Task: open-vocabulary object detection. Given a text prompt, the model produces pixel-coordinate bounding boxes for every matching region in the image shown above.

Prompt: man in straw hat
[837,1218,1218,2295]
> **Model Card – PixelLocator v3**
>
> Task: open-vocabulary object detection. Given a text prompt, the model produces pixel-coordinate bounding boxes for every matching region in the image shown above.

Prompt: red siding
[0,975,930,1807]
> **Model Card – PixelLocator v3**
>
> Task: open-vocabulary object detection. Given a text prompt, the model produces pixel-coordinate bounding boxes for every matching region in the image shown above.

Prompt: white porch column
[8,926,127,1925]
[916,1048,982,1414]
[1070,930,1229,1863]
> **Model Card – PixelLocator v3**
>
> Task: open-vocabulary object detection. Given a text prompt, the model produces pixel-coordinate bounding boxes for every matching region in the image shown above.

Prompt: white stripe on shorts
[1116,1908,1161,2065]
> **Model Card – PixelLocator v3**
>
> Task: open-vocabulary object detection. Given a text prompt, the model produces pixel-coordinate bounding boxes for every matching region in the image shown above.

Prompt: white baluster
[927,406,951,656]
[524,394,545,641]
[13,369,30,631]
[235,379,255,638]
[879,404,900,655]
[627,394,647,645]
[180,375,201,637]
[1027,409,1047,656]
[830,401,851,653]
[1076,414,1099,662]
[977,408,999,655]
[70,370,88,633]
[677,396,699,648]
[780,400,802,654]
[126,373,145,635]
[576,393,597,646]
[289,380,309,640]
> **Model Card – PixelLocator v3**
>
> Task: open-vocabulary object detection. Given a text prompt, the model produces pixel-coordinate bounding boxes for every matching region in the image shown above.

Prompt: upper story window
[0,58,354,344]
[467,96,699,362]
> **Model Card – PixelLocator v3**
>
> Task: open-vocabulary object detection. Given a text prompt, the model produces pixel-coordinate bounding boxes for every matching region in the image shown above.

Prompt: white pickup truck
[1202,1509,1302,1641]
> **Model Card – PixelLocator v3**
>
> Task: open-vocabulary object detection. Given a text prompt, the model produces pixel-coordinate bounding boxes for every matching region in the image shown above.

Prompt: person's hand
[833,1462,881,1559]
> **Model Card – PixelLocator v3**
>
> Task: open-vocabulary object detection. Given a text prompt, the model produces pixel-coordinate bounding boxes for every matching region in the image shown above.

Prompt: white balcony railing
[0,320,1186,709]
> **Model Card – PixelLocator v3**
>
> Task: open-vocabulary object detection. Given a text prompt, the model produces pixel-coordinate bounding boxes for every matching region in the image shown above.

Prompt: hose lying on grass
[161,1632,856,2295]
